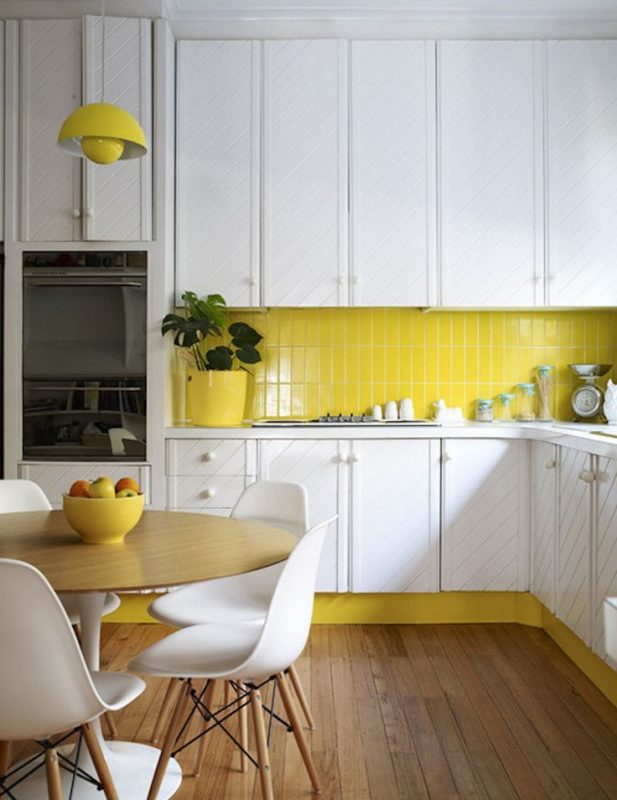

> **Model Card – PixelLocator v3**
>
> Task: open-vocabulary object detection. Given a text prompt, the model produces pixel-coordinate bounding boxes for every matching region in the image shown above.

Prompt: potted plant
[162,292,262,426]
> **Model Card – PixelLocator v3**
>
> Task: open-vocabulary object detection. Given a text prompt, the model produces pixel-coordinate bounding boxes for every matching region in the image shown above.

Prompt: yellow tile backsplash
[172,308,617,423]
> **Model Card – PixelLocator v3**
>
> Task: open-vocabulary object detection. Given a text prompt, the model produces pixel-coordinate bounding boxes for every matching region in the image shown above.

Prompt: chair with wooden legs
[130,517,330,800]
[0,558,145,799]
[148,481,327,736]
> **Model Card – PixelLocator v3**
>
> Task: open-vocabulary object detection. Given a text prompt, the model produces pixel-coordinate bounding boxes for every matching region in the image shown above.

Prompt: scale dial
[572,385,603,418]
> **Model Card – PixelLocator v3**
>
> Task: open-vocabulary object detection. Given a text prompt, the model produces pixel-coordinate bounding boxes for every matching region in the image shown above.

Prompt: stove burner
[311,413,373,423]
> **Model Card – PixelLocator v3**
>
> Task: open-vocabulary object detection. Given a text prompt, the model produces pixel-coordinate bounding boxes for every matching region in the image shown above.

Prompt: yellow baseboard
[107,591,617,707]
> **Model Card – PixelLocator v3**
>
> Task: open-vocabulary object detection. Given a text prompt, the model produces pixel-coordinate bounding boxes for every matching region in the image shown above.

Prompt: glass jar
[515,383,536,421]
[535,365,555,421]
[495,393,516,422]
[475,398,494,422]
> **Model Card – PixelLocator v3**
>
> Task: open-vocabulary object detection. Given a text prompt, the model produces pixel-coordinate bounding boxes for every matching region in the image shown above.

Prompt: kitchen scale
[569,364,613,420]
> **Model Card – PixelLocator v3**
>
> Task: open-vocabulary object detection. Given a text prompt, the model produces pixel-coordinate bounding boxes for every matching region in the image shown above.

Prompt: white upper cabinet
[176,41,260,306]
[350,41,436,306]
[20,17,151,243]
[546,41,617,306]
[438,41,542,307]
[262,40,348,306]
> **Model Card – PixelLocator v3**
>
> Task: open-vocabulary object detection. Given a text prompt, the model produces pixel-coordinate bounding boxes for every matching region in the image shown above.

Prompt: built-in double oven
[22,251,147,461]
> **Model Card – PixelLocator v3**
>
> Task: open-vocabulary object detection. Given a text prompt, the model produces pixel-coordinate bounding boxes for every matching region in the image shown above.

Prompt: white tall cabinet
[175,41,260,306]
[262,40,348,306]
[546,41,617,306]
[349,41,436,306]
[19,16,151,242]
[441,439,529,590]
[437,41,542,306]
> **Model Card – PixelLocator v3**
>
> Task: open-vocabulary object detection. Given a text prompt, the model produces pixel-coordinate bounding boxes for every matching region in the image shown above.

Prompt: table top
[0,509,297,593]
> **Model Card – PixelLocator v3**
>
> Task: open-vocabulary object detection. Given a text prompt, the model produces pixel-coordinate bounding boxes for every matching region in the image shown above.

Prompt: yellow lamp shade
[57,102,148,164]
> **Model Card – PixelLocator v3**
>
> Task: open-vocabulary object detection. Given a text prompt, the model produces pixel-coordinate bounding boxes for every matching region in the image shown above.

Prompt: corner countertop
[165,420,617,459]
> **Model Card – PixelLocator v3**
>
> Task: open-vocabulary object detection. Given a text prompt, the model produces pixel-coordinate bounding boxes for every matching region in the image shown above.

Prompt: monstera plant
[161,292,262,370]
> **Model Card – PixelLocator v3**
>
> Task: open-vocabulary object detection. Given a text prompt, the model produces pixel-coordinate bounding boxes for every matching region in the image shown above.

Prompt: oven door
[23,272,146,379]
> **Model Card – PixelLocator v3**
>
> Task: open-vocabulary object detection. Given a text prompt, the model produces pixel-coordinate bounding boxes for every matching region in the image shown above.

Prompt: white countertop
[166,420,617,458]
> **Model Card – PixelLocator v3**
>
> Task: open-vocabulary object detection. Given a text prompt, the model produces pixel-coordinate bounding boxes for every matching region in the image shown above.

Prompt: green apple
[89,476,116,499]
[116,488,138,498]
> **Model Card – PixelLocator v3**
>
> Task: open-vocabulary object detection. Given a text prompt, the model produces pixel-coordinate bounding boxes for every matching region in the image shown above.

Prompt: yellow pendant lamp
[57,3,147,165]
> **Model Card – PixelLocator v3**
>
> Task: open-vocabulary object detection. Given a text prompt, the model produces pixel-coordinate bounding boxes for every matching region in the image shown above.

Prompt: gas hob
[251,414,440,427]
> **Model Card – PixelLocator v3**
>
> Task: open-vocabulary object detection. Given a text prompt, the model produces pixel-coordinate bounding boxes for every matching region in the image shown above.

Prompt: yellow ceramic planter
[63,493,145,544]
[186,369,248,426]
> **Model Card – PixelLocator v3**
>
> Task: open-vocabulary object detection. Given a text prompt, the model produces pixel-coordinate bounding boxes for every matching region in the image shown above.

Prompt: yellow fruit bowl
[62,493,145,545]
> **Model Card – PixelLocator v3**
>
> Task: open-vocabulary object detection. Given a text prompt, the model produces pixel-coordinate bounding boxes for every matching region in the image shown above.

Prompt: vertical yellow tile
[278,347,291,383]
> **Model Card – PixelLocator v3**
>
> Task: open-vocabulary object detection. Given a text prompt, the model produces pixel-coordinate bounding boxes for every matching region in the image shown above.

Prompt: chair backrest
[233,516,335,681]
[231,481,309,538]
[0,479,53,512]
[0,559,108,740]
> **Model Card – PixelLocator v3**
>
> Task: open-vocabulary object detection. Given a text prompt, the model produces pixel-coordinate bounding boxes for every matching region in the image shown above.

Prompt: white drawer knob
[349,452,359,463]
[249,277,258,287]
[443,453,452,462]
[544,459,556,469]
[203,452,216,462]
[578,470,595,484]
[72,208,81,219]
[337,453,349,464]
[337,277,345,287]
[85,207,94,218]
[202,488,216,499]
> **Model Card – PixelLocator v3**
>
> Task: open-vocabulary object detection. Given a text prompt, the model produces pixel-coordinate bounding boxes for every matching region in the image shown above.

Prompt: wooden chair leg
[148,681,192,800]
[250,688,274,800]
[238,683,249,773]
[287,663,315,730]
[82,723,118,800]
[45,748,64,800]
[103,711,117,739]
[151,679,181,745]
[191,679,217,777]
[276,672,321,794]
[0,741,12,775]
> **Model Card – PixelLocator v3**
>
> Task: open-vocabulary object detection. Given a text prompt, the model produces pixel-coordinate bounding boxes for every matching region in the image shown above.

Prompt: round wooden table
[0,509,296,800]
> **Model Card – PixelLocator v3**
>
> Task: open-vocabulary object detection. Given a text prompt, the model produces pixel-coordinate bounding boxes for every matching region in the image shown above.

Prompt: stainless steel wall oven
[22,251,147,461]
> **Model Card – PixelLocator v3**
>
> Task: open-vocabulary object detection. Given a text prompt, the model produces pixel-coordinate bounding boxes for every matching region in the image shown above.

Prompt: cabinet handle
[248,277,258,287]
[85,208,94,218]
[201,488,216,499]
[72,208,81,219]
[337,453,349,464]
[442,452,452,463]
[351,276,361,286]
[202,452,216,462]
[336,277,345,287]
[578,469,596,484]
[533,275,542,283]
[349,452,359,463]
[544,459,556,469]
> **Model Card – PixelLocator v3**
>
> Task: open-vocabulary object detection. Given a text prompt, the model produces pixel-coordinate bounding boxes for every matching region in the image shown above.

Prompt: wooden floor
[14,622,617,798]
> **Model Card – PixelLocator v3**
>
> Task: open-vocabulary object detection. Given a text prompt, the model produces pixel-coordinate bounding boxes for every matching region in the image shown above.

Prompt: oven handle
[25,279,143,288]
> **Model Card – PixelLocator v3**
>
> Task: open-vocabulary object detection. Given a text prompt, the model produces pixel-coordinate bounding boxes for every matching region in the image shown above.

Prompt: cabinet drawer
[166,439,256,477]
[168,475,249,511]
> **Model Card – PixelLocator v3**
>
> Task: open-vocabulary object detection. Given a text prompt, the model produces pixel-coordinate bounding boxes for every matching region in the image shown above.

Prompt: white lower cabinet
[441,439,529,591]
[531,441,558,613]
[18,462,151,508]
[350,439,440,592]
[557,447,593,645]
[258,439,346,592]
[593,455,617,661]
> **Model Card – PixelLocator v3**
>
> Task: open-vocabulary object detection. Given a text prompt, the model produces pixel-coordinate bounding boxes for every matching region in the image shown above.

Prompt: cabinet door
[350,41,436,306]
[18,463,151,507]
[176,40,259,305]
[594,456,617,660]
[530,442,558,612]
[263,40,348,306]
[557,447,592,644]
[350,440,440,592]
[441,439,528,590]
[83,16,152,241]
[20,19,82,241]
[547,41,617,306]
[438,41,542,307]
[259,439,346,592]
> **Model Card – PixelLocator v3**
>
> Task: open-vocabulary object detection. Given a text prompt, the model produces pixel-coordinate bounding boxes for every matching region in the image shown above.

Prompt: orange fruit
[68,479,91,498]
[114,476,140,495]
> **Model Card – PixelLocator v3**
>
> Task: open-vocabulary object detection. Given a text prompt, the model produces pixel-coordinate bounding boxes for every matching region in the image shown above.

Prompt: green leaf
[235,346,261,364]
[205,346,233,370]
[228,322,263,347]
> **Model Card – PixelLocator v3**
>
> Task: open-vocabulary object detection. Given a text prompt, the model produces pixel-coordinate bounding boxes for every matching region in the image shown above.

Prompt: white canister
[372,404,383,421]
[384,400,398,421]
[399,398,414,420]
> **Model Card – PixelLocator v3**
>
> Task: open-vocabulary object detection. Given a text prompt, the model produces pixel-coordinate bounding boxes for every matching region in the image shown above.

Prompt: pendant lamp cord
[101,0,106,103]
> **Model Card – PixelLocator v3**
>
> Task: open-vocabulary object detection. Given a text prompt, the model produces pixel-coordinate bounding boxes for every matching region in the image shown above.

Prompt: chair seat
[148,565,283,628]
[91,671,146,711]
[129,623,263,680]
[60,592,121,625]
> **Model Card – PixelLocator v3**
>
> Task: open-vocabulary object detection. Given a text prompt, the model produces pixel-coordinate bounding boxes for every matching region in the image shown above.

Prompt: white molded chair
[0,558,145,799]
[130,517,329,800]
[0,479,121,624]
